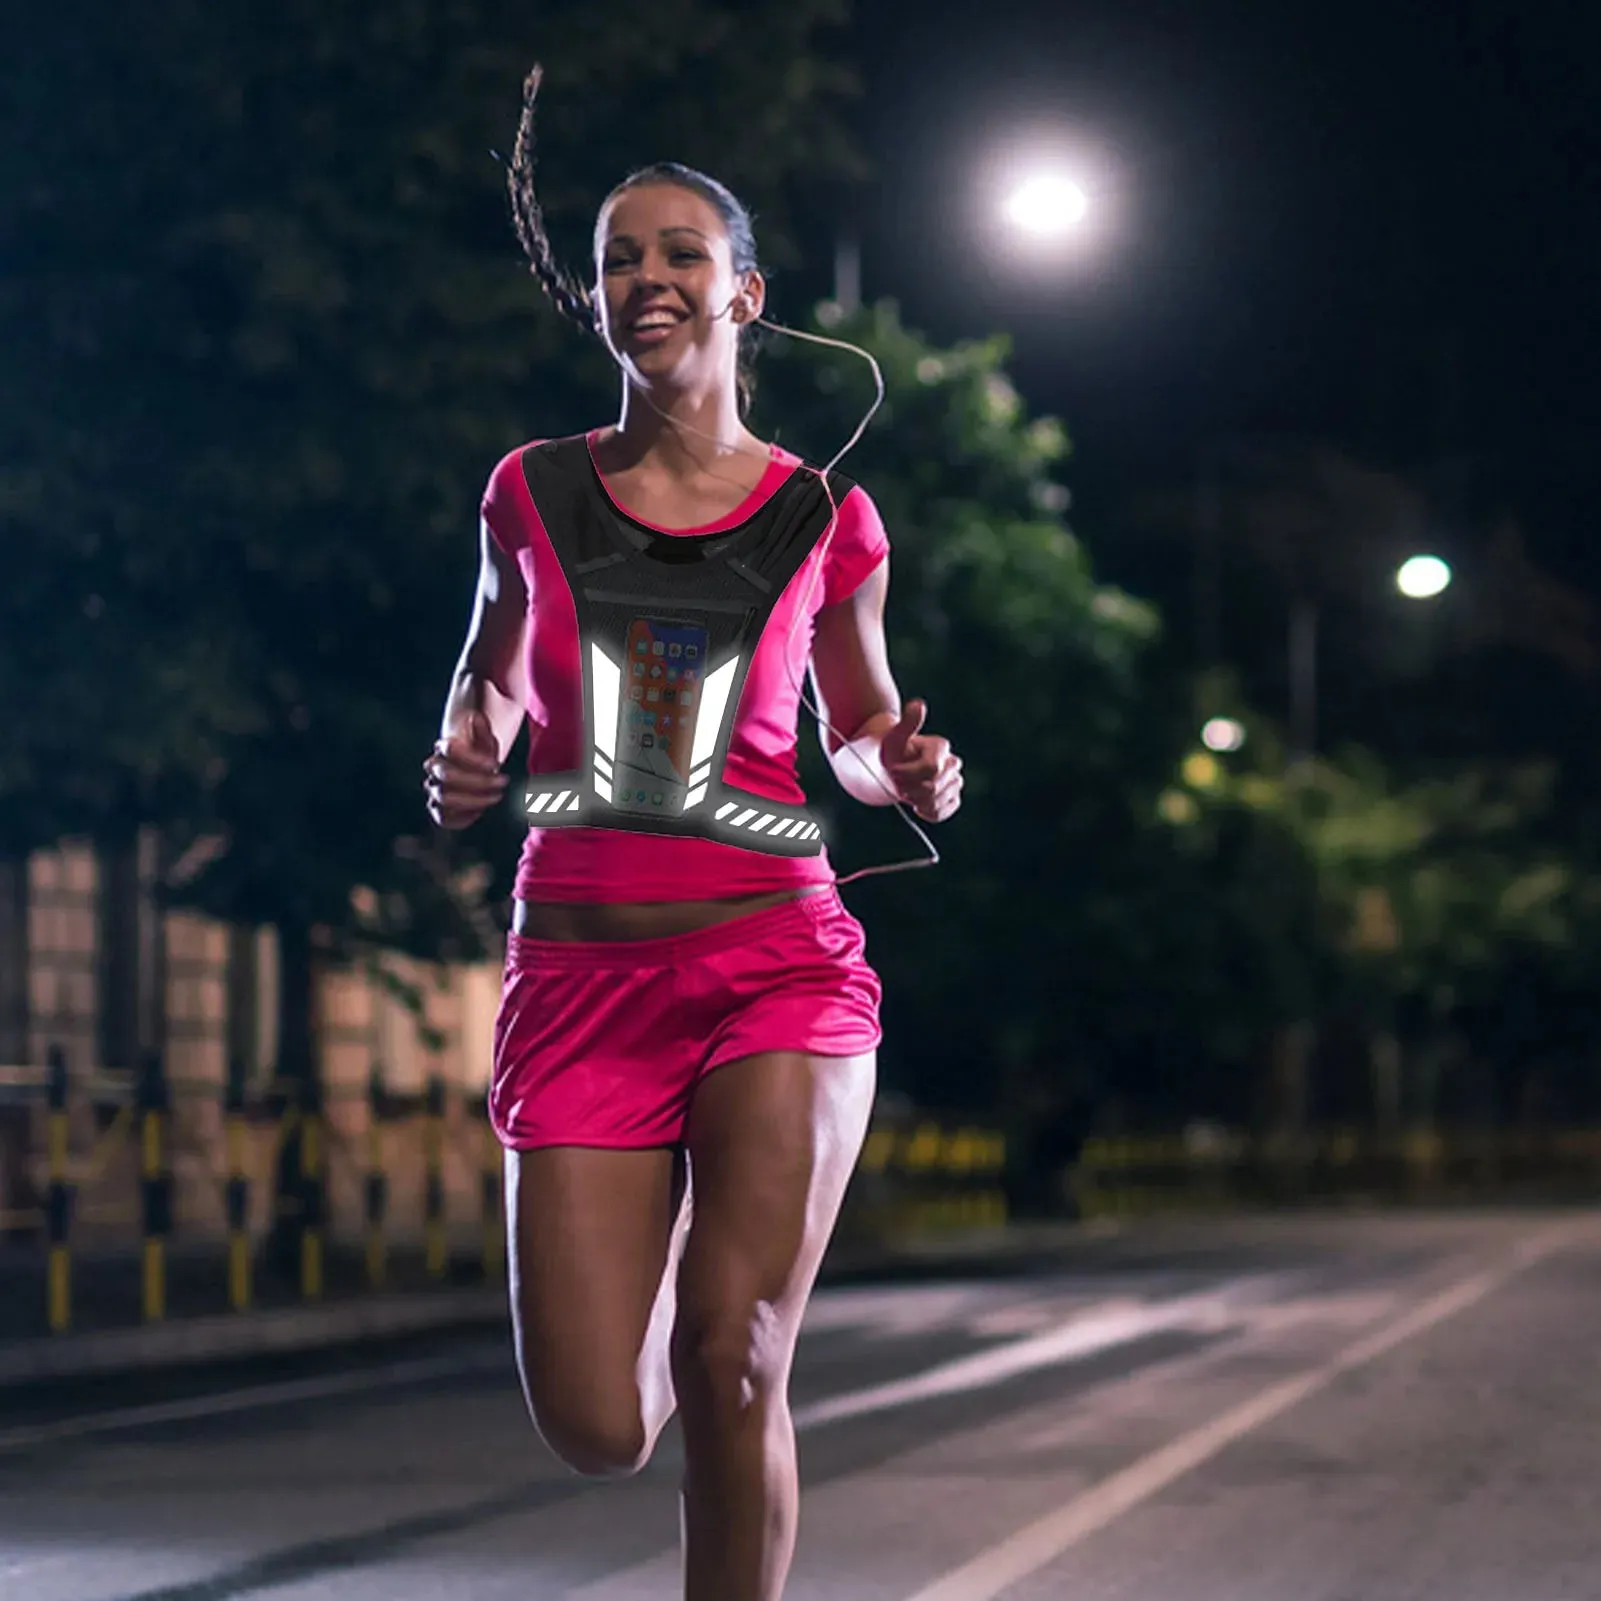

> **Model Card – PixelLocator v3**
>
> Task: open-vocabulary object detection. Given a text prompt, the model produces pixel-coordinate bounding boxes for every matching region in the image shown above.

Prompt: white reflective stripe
[690,762,712,787]
[715,802,738,821]
[769,819,799,838]
[749,814,776,833]
[594,774,613,804]
[690,656,740,771]
[801,823,819,839]
[730,808,758,828]
[552,791,571,810]
[591,644,621,761]
[566,793,581,812]
[594,750,613,777]
[684,783,708,811]
[528,793,553,814]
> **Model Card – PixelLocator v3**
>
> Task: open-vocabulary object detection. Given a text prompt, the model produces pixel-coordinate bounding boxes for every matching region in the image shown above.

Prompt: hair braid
[508,65,596,333]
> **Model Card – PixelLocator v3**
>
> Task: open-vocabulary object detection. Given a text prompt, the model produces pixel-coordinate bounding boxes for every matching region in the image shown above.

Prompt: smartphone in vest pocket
[612,616,711,815]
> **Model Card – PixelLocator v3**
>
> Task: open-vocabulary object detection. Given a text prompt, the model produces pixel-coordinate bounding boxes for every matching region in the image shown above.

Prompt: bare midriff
[511,884,827,942]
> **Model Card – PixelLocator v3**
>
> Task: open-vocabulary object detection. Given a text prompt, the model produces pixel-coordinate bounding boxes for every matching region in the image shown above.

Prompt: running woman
[422,66,963,1601]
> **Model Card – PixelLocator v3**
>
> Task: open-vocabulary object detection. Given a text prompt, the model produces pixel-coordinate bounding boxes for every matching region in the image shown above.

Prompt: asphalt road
[3,1210,1598,1601]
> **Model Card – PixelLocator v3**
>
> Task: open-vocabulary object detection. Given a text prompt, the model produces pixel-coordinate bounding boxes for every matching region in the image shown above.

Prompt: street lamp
[1003,172,1090,239]
[838,147,1108,322]
[1202,717,1246,753]
[1289,556,1455,772]
[1396,554,1452,600]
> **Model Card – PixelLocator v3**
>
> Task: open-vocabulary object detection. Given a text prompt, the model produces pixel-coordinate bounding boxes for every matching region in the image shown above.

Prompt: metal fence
[1070,1127,1601,1217]
[0,1048,507,1331]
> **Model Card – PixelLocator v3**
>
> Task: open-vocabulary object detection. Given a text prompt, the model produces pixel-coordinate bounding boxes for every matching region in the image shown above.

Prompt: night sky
[847,0,1601,599]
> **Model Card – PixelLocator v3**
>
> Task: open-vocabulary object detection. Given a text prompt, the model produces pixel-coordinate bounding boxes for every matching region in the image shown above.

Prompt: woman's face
[594,183,761,393]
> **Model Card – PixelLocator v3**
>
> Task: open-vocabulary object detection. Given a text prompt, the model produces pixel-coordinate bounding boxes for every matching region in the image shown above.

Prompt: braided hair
[507,66,596,333]
[507,65,766,415]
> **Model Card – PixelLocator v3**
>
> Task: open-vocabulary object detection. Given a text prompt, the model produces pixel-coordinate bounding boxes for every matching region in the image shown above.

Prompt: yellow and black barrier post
[138,1050,171,1322]
[299,1079,325,1302]
[424,1074,447,1279]
[224,1055,252,1312]
[268,1084,301,1281]
[364,1064,388,1290]
[478,1093,503,1281]
[859,1126,896,1176]
[45,1045,72,1333]
[853,1118,1008,1235]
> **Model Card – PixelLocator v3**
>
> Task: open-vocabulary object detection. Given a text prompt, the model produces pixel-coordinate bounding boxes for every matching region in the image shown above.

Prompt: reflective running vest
[516,437,857,857]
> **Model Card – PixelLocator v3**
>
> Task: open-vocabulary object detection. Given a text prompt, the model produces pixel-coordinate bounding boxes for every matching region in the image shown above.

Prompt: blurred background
[3,0,1600,1315]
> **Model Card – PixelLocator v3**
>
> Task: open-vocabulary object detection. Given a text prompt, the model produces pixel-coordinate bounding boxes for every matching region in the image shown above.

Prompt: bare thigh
[505,1144,686,1476]
[673,1050,878,1383]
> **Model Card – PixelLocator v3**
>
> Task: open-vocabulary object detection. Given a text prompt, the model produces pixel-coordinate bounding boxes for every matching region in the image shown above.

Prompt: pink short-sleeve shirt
[479,432,890,903]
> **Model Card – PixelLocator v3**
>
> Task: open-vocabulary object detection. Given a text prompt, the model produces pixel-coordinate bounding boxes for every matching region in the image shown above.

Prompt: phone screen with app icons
[613,617,709,813]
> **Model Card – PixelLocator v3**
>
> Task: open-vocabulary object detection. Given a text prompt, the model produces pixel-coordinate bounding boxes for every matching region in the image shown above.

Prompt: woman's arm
[811,555,964,822]
[424,519,532,830]
[439,518,533,764]
[809,558,906,806]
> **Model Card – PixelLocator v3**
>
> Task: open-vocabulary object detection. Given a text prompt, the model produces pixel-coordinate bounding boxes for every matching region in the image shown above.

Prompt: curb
[0,1287,507,1389]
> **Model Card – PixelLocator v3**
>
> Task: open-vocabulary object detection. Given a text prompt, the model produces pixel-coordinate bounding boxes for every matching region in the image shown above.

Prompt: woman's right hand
[423,709,509,829]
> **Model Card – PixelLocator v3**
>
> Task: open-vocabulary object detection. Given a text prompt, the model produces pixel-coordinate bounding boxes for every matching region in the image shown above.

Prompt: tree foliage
[753,301,1232,1117]
[1162,730,1601,1125]
[2,0,864,945]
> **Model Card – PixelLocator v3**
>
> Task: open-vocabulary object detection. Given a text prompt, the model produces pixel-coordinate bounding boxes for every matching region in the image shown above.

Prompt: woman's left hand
[880,699,963,823]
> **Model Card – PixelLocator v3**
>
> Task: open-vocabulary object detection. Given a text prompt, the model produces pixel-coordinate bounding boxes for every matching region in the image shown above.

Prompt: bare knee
[517,1368,655,1478]
[541,1414,653,1480]
[671,1299,793,1422]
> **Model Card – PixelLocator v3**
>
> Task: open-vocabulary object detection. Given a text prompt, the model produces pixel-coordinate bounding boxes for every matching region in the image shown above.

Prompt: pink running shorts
[489,887,883,1151]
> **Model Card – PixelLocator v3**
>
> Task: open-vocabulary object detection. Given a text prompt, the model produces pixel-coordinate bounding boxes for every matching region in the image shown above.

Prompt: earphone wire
[623,308,941,885]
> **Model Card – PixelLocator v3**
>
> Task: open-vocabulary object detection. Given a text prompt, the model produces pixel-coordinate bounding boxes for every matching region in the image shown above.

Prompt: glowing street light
[1201,717,1246,753]
[1287,554,1456,776]
[1002,172,1089,239]
[1396,554,1452,600]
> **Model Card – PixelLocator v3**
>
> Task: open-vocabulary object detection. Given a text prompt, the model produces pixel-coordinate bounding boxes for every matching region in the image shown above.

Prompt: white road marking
[789,1290,1241,1432]
[565,1280,1279,1601]
[799,1285,1000,1339]
[1009,1288,1402,1454]
[898,1219,1590,1601]
[966,1304,1084,1339]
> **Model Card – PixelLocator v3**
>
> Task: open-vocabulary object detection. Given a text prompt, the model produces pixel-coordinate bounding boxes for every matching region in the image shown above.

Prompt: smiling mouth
[628,309,688,335]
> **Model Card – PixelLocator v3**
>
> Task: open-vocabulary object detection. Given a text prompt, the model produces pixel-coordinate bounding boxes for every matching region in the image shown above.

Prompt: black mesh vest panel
[515,436,858,857]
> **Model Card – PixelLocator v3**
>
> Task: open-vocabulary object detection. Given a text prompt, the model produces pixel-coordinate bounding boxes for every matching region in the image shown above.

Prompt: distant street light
[1396,554,1452,600]
[1290,555,1456,775]
[1201,717,1246,753]
[1002,172,1089,239]
[1188,451,1458,778]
